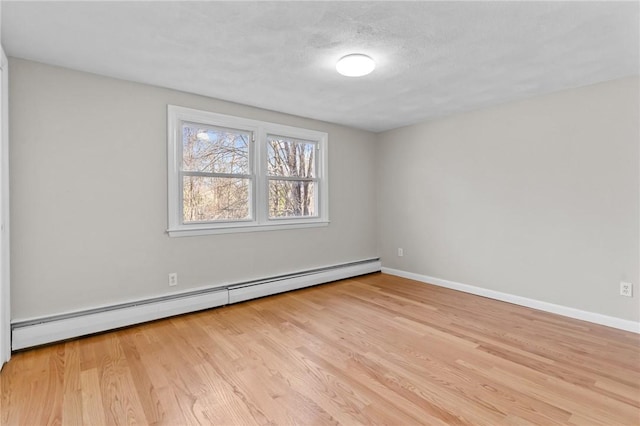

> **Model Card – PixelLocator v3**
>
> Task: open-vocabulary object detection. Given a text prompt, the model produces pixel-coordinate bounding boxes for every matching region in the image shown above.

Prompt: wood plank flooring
[1,272,639,425]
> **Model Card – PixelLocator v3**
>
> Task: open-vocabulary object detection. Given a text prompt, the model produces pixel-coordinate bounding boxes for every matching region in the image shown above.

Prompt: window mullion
[254,128,267,225]
[249,130,257,222]
[173,118,184,230]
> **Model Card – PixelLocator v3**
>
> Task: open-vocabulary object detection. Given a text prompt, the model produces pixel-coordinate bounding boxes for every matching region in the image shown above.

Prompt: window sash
[266,176,316,182]
[267,178,319,220]
[181,122,252,175]
[266,134,318,179]
[181,174,254,224]
[182,171,253,179]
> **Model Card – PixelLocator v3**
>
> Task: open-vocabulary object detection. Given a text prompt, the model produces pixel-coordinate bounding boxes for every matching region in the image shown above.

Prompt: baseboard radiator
[12,258,381,350]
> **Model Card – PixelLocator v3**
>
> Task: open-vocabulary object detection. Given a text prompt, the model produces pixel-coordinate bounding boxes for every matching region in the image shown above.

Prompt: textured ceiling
[2,1,639,132]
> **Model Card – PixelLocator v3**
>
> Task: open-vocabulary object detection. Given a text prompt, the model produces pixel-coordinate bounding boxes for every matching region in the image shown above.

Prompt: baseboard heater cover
[228,259,380,304]
[12,258,381,350]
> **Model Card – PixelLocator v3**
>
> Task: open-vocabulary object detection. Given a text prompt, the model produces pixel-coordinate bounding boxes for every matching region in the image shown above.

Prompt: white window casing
[167,105,329,236]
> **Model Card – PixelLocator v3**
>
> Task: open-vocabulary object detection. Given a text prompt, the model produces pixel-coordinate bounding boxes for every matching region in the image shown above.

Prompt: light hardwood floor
[1,273,639,425]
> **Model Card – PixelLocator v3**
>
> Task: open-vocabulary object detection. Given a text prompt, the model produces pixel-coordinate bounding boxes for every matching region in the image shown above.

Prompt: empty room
[0,1,638,425]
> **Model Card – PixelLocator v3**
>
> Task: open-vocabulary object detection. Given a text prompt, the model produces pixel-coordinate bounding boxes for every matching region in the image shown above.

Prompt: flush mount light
[336,54,375,77]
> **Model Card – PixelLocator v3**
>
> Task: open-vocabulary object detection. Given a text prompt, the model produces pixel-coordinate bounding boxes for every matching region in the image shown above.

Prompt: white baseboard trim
[12,259,381,350]
[381,267,640,334]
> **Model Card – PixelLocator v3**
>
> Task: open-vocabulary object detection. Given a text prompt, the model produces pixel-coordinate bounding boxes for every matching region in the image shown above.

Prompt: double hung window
[167,106,328,236]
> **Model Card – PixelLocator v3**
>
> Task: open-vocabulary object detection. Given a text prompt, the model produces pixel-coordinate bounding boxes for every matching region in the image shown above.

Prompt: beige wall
[377,76,640,322]
[9,58,378,319]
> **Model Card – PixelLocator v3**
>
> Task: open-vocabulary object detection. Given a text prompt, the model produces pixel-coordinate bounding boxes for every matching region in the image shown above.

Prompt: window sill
[167,220,329,237]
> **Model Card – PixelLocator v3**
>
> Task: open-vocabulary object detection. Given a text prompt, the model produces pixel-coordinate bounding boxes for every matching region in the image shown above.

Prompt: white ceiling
[2,1,639,133]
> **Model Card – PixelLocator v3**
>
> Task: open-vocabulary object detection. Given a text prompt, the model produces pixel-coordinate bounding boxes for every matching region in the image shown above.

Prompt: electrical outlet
[169,273,178,287]
[397,248,404,257]
[620,281,633,297]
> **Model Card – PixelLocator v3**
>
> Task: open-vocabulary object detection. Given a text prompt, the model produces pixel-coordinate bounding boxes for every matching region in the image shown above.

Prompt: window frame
[181,121,255,224]
[167,105,329,237]
[266,134,320,220]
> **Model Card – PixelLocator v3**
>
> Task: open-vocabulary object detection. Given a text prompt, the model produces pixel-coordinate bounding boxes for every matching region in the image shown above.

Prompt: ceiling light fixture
[336,54,375,77]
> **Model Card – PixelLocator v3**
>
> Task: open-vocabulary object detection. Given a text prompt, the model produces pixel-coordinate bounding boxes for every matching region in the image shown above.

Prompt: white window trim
[167,105,329,237]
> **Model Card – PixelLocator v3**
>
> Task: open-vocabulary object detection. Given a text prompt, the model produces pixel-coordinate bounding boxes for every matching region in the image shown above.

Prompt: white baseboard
[11,259,381,350]
[381,267,640,334]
